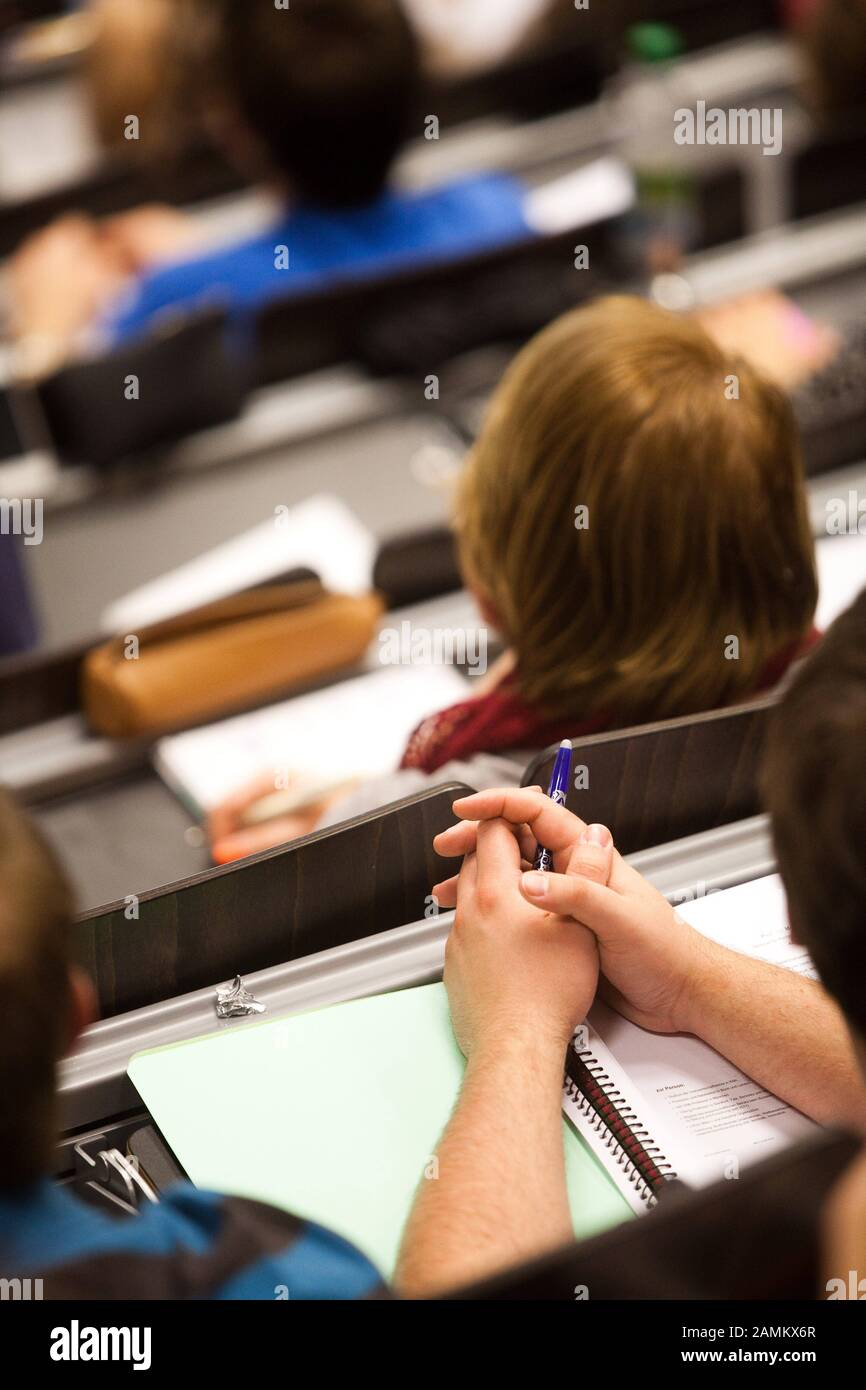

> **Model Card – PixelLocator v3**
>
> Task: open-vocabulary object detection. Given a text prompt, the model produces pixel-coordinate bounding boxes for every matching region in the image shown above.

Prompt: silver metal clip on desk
[73,1139,160,1214]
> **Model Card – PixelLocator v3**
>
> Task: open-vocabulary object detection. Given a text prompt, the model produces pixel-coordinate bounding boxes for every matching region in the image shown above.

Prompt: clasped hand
[433,788,717,1059]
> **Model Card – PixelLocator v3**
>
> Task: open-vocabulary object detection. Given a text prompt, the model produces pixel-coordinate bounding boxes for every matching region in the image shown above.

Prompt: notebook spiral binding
[565,1042,677,1209]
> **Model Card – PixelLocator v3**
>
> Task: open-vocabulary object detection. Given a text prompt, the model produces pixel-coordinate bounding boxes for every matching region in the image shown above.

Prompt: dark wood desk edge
[76,779,471,923]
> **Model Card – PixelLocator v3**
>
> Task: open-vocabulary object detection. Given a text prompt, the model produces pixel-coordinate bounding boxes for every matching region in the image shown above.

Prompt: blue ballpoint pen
[532,739,572,871]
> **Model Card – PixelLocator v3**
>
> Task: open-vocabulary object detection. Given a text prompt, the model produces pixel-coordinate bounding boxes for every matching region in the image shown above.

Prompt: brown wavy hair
[457,295,817,723]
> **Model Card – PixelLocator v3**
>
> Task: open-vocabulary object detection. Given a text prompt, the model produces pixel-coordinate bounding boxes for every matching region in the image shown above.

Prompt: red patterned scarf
[400,627,822,774]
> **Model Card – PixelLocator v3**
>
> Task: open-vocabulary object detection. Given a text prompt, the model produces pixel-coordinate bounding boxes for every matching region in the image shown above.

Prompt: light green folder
[128,982,630,1279]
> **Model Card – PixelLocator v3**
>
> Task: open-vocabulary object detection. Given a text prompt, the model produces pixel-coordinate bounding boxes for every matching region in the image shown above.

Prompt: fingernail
[582,824,611,847]
[522,871,548,897]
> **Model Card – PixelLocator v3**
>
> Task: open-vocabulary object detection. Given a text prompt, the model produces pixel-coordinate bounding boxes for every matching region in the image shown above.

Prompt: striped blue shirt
[0,1181,386,1300]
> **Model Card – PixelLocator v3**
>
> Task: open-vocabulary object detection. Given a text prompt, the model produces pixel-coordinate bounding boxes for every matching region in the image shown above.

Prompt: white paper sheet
[815,533,866,631]
[524,159,635,235]
[101,495,377,633]
[563,875,817,1208]
[154,663,467,813]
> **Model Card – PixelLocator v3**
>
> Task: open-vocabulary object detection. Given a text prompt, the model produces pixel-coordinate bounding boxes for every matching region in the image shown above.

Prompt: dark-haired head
[216,0,422,208]
[763,587,866,1043]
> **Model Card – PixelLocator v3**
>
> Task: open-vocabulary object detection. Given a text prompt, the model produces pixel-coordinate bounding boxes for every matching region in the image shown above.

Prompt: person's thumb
[519,845,625,941]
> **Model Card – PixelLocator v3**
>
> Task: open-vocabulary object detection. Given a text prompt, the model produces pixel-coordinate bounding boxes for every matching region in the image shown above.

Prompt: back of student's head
[216,0,421,207]
[763,588,866,1040]
[0,791,75,1189]
[457,295,817,724]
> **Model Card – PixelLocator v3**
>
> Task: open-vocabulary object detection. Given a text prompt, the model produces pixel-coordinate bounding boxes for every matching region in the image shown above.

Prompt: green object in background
[129,982,631,1281]
[627,22,684,65]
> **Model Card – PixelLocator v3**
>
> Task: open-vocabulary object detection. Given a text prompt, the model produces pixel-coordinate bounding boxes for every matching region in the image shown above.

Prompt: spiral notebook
[563,874,817,1214]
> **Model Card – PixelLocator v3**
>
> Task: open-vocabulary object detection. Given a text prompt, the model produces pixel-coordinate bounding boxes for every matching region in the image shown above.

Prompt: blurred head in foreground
[0,792,91,1190]
[764,587,866,1057]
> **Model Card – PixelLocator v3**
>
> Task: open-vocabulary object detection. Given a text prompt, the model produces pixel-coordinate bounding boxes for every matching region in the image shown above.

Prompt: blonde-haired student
[209,294,820,861]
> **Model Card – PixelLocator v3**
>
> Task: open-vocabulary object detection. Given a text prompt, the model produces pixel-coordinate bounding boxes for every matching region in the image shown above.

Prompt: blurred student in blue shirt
[7,0,531,365]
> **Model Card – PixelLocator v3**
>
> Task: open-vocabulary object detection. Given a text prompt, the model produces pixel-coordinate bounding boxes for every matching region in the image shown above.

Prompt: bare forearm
[395,1031,573,1297]
[685,942,866,1130]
